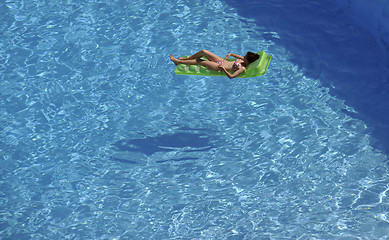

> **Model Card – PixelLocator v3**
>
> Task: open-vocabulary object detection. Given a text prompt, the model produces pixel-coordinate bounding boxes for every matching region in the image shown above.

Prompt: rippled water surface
[1,0,388,239]
[225,0,389,154]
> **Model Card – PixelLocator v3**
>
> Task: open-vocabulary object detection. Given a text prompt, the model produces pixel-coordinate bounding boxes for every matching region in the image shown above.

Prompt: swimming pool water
[225,0,389,155]
[1,0,388,239]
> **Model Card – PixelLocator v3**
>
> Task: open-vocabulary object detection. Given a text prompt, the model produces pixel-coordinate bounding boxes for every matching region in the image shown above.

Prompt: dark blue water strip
[223,0,389,155]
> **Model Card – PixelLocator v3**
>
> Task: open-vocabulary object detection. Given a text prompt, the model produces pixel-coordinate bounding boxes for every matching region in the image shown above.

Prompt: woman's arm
[219,66,246,79]
[225,53,244,59]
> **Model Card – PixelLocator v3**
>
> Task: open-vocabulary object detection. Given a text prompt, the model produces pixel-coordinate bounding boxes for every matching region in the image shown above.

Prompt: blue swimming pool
[1,0,388,239]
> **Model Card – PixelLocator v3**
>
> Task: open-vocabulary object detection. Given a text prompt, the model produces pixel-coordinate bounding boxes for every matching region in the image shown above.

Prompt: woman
[170,50,260,79]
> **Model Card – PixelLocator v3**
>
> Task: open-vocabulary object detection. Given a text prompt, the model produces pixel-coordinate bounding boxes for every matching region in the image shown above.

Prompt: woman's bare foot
[170,55,180,65]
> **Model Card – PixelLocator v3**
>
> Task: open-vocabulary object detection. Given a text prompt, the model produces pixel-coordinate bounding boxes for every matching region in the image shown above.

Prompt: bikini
[232,59,241,71]
[217,59,242,71]
[217,59,226,65]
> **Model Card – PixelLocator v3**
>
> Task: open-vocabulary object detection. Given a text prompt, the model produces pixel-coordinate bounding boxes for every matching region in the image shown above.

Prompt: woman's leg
[179,49,223,62]
[170,55,220,71]
[199,60,221,71]
[170,55,200,65]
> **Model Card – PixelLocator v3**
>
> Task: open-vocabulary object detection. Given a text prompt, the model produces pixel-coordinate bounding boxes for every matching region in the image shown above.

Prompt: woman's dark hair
[246,52,260,64]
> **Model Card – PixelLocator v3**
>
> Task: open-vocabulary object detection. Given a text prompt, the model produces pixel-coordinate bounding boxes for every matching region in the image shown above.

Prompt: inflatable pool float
[174,51,271,78]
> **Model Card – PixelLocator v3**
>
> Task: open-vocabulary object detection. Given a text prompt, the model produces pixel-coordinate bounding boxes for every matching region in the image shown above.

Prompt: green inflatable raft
[174,51,271,78]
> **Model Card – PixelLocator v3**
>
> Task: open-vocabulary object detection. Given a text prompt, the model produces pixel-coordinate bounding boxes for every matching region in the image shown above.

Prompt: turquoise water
[1,0,388,239]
